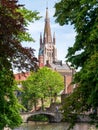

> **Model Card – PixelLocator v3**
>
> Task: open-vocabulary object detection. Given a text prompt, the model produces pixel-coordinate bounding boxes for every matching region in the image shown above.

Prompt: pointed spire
[44,7,52,43]
[46,7,49,20]
[40,33,42,47]
[40,32,42,38]
[53,32,55,44]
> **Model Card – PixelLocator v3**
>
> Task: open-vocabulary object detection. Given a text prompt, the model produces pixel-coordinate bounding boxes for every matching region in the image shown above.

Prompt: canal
[14,122,97,130]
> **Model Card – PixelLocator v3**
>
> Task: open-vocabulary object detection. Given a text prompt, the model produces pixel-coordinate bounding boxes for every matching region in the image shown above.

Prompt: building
[38,7,57,67]
[14,72,30,81]
[14,8,75,94]
[38,7,75,94]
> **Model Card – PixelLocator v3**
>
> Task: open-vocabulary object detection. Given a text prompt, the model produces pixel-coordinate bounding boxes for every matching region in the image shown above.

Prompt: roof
[50,61,72,74]
[14,62,73,81]
[14,72,30,81]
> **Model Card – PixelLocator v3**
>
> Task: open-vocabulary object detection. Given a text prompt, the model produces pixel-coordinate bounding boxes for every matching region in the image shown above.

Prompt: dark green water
[14,122,97,130]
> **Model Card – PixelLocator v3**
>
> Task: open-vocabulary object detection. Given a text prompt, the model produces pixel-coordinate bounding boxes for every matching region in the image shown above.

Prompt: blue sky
[18,0,76,63]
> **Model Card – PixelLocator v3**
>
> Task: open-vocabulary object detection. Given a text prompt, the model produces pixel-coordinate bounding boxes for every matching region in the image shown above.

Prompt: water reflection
[14,122,97,130]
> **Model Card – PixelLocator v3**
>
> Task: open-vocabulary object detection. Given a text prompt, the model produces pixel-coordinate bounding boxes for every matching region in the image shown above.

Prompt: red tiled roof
[14,72,30,81]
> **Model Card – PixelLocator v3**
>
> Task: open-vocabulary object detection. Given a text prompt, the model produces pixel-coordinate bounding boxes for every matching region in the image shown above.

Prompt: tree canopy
[0,0,40,129]
[0,60,23,129]
[54,0,98,69]
[22,67,64,111]
[0,0,40,72]
[54,0,98,128]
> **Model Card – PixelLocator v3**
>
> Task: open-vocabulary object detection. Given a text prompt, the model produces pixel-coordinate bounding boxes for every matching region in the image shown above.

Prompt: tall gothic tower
[15,8,75,95]
[38,8,57,67]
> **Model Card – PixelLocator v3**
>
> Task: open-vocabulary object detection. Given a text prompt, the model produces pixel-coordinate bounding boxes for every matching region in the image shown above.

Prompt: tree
[0,59,23,129]
[54,0,98,128]
[54,0,98,69]
[0,0,40,129]
[22,67,64,111]
[0,0,40,72]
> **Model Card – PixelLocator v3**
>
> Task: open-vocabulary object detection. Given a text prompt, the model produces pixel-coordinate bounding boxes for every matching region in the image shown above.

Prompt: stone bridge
[21,110,62,123]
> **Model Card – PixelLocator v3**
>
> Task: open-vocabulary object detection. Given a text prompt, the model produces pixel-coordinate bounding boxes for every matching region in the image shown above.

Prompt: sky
[18,0,76,63]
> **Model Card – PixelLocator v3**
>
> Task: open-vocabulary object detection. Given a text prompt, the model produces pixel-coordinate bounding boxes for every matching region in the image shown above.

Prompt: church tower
[38,8,57,67]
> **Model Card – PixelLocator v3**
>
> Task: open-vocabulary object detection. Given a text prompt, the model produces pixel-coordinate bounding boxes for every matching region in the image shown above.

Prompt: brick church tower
[14,7,76,95]
[38,8,57,67]
[38,7,76,94]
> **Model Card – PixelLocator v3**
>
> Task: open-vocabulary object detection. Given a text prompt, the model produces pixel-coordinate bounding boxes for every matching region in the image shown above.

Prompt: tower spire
[39,7,57,67]
[44,7,52,43]
[40,33,42,47]
[53,32,55,44]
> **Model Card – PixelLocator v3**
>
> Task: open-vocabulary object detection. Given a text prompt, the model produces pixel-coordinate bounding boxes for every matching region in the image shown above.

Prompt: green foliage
[0,58,22,129]
[28,115,49,122]
[0,0,40,71]
[55,0,98,69]
[18,7,40,25]
[62,53,98,128]
[54,0,98,128]
[17,7,41,42]
[0,0,40,129]
[22,67,64,110]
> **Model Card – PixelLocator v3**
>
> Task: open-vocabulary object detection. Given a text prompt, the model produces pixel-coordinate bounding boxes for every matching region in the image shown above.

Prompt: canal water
[14,122,98,130]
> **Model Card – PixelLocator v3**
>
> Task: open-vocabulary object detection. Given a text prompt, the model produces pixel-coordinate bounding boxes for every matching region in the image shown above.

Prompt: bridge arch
[21,111,56,122]
[27,113,55,122]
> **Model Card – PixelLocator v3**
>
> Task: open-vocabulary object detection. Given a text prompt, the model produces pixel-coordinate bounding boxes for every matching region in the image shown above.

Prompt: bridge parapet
[21,110,62,123]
